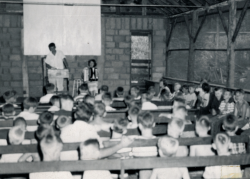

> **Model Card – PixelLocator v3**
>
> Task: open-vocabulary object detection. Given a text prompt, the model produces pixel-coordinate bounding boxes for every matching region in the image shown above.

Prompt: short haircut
[94,102,106,117]
[214,87,223,92]
[141,93,153,101]
[45,83,55,92]
[223,114,237,132]
[224,88,232,95]
[88,59,97,67]
[160,89,170,98]
[116,87,124,95]
[158,136,179,157]
[79,83,88,91]
[128,105,140,116]
[75,101,95,122]
[160,78,168,87]
[189,84,195,88]
[137,111,154,128]
[39,111,54,125]
[147,86,155,94]
[174,97,186,105]
[56,115,72,128]
[48,43,55,48]
[84,94,94,102]
[196,116,210,129]
[50,95,60,105]
[124,95,134,104]
[202,82,210,93]
[83,139,100,148]
[8,126,25,145]
[3,90,17,101]
[23,97,38,110]
[182,85,188,89]
[102,92,112,101]
[113,118,129,134]
[235,89,244,95]
[131,86,140,91]
[170,117,185,131]
[2,103,14,115]
[213,132,230,145]
[100,85,109,92]
[13,117,27,129]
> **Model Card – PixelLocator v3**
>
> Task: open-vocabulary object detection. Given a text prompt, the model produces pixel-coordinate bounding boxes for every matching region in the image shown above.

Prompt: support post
[21,28,29,97]
[227,0,236,88]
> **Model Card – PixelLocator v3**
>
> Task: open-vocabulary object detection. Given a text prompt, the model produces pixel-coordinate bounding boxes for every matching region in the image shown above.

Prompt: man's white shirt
[45,50,65,69]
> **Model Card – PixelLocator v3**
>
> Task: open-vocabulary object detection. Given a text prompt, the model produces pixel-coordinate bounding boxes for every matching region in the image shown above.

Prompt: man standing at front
[45,43,68,92]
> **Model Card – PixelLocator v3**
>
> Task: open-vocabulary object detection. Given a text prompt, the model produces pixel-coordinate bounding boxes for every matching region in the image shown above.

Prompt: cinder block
[114,36,126,42]
[4,82,10,87]
[153,49,164,54]
[119,42,130,49]
[106,30,116,35]
[105,55,116,61]
[155,30,166,36]
[153,67,165,73]
[105,18,110,29]
[110,18,116,29]
[105,61,112,67]
[122,18,130,30]
[126,36,131,42]
[124,62,130,67]
[143,18,148,30]
[112,61,123,67]
[2,68,9,74]
[152,59,164,66]
[126,80,130,85]
[114,68,126,73]
[119,55,130,61]
[152,73,163,79]
[2,28,7,33]
[11,61,22,67]
[0,16,2,27]
[10,40,20,47]
[153,35,165,42]
[106,42,115,48]
[27,61,40,67]
[116,18,121,29]
[1,61,11,67]
[10,16,18,27]
[11,81,22,87]
[113,80,126,86]
[66,56,76,63]
[3,15,10,27]
[131,18,136,29]
[10,67,22,73]
[68,63,79,68]
[137,18,142,29]
[104,68,114,73]
[124,49,131,55]
[108,74,119,80]
[119,30,130,36]
[29,74,42,80]
[29,81,43,86]
[106,36,113,42]
[112,49,124,54]
[12,48,21,54]
[154,42,166,48]
[9,55,21,61]
[106,49,112,54]
[148,18,153,29]
[1,74,12,81]
[28,67,42,73]
[12,74,23,80]
[0,33,10,40]
[120,74,130,80]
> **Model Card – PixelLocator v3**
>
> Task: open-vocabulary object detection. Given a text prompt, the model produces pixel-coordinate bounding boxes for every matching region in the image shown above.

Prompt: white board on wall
[23,0,101,55]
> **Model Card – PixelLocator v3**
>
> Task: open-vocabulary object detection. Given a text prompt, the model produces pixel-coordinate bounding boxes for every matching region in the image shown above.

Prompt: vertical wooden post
[21,26,29,97]
[142,0,147,16]
[187,11,197,81]
[227,0,236,88]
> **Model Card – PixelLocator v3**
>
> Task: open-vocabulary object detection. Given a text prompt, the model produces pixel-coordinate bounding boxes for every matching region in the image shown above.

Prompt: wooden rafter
[164,0,189,12]
[193,10,208,42]
[184,15,193,39]
[188,0,203,6]
[217,7,228,36]
[166,18,177,47]
[148,0,171,16]
[156,0,180,14]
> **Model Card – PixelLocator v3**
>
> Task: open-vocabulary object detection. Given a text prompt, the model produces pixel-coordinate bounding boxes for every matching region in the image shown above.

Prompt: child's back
[39,83,55,104]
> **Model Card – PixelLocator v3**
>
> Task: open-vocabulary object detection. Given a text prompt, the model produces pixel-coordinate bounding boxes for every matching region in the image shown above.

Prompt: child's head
[60,94,74,111]
[173,106,187,121]
[158,136,179,157]
[23,97,38,112]
[141,93,153,103]
[124,95,136,108]
[39,126,63,161]
[201,93,210,107]
[195,116,210,137]
[235,89,244,102]
[201,82,210,93]
[50,95,60,108]
[88,59,97,68]
[173,97,186,113]
[222,114,238,135]
[116,87,124,98]
[168,117,185,138]
[13,117,27,130]
[74,101,94,123]
[130,86,140,98]
[128,105,140,118]
[147,86,156,97]
[182,85,189,94]
[160,89,171,101]
[214,87,223,99]
[113,118,129,134]
[38,111,54,126]
[212,132,231,155]
[3,90,17,104]
[102,92,113,107]
[188,85,195,94]
[137,111,155,131]
[2,103,15,117]
[80,139,100,160]
[100,85,109,94]
[174,83,181,92]
[79,83,89,94]
[56,114,72,129]
[8,126,25,145]
[223,89,232,101]
[45,83,55,94]
[84,94,95,105]
[94,102,106,117]
[159,79,168,88]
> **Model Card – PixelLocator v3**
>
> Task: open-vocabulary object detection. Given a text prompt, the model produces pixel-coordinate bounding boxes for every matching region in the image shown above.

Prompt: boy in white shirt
[130,86,141,100]
[38,111,54,126]
[102,92,116,111]
[95,85,109,101]
[48,95,60,112]
[203,133,242,179]
[0,90,18,108]
[114,86,124,99]
[127,105,141,129]
[182,84,189,101]
[172,82,182,99]
[1,103,16,120]
[18,97,39,131]
[111,118,129,139]
[150,136,190,179]
[39,83,55,104]
[141,93,158,110]
[74,83,89,102]
[186,85,197,108]
[219,89,235,115]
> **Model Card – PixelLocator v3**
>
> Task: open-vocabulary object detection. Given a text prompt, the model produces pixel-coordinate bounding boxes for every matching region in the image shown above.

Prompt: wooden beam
[193,10,208,43]
[232,0,250,42]
[21,29,29,97]
[161,0,188,12]
[142,0,147,16]
[184,15,193,39]
[217,7,228,36]
[188,0,202,6]
[227,0,237,88]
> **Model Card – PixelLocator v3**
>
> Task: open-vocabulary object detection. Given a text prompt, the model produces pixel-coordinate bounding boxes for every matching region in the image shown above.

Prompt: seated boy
[219,88,235,115]
[114,86,124,99]
[124,95,138,109]
[150,136,190,179]
[18,97,39,131]
[182,84,189,100]
[74,83,89,102]
[210,87,224,116]
[158,78,172,98]
[48,95,60,112]
[111,118,129,139]
[222,114,246,154]
[56,114,73,129]
[190,116,215,156]
[167,117,189,156]
[39,83,55,104]
[30,126,73,179]
[186,84,197,108]
[0,90,18,108]
[141,93,158,110]
[1,103,16,120]
[80,139,113,179]
[127,105,140,129]
[130,86,141,100]
[234,89,249,125]
[58,94,74,112]
[203,133,242,179]
[84,94,95,105]
[102,92,116,111]
[95,85,109,101]
[171,82,182,99]
[38,111,54,126]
